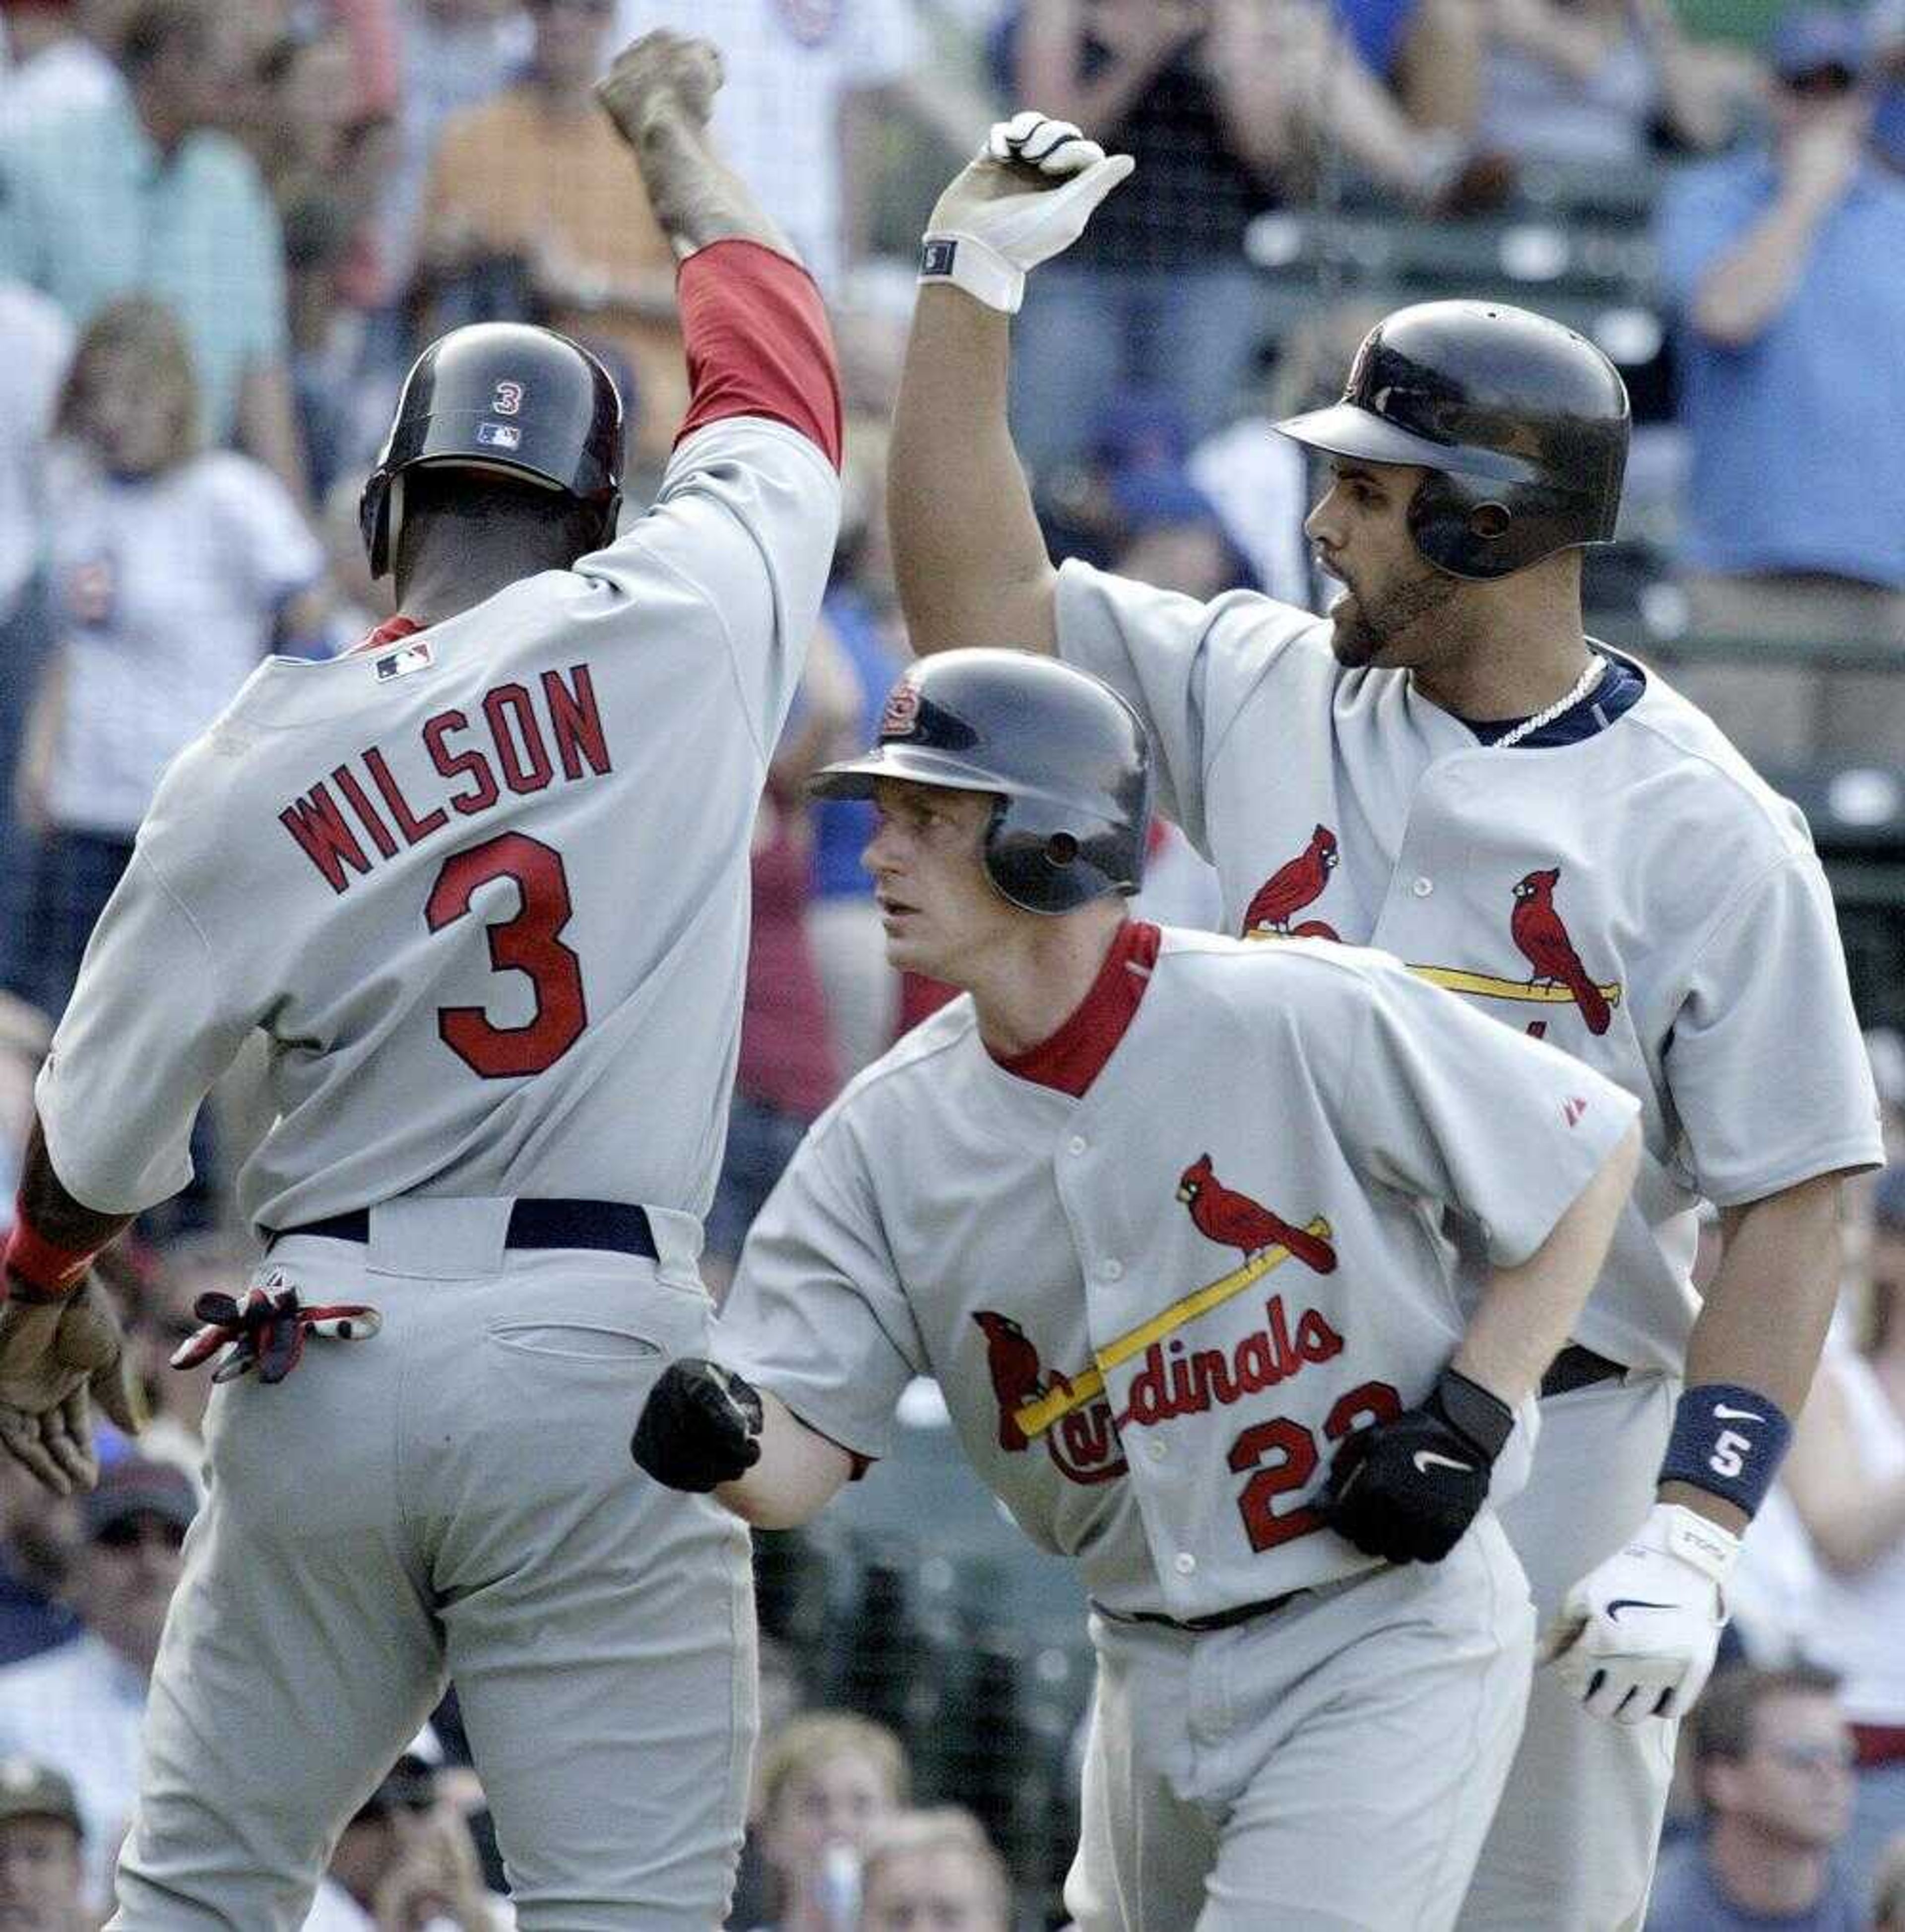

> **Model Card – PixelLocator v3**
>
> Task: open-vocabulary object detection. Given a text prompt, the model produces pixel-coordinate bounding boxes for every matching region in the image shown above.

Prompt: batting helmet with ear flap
[810,649,1152,915]
[1275,301,1630,581]
[359,322,624,579]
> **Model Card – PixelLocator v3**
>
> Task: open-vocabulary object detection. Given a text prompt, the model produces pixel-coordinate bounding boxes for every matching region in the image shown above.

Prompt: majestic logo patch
[476,421,521,451]
[880,681,922,739]
[491,379,524,416]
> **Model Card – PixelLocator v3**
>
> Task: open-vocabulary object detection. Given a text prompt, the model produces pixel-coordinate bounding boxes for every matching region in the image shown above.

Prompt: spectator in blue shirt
[1647,1663,1865,1932]
[1654,7,1905,768]
[0,0,308,506]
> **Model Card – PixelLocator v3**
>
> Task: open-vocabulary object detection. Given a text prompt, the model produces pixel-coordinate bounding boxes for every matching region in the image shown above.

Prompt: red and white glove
[1538,1502,1740,1722]
[172,1279,381,1386]
[919,112,1135,313]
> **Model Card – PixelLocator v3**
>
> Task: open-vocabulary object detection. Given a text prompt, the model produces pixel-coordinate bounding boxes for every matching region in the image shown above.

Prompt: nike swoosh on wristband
[1412,1450,1471,1474]
[1713,1404,1764,1422]
[1606,1599,1676,1619]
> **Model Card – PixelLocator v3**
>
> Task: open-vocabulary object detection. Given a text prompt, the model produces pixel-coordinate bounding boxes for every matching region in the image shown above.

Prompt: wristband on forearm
[918,234,1025,315]
[2,1206,99,1304]
[1658,1382,1792,1517]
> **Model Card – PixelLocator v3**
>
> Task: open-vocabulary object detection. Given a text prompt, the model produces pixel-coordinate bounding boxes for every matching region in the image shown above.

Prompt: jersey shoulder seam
[596,529,772,773]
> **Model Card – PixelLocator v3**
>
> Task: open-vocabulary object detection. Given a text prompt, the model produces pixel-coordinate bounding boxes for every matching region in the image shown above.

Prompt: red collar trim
[348,614,425,656]
[991,921,1161,1097]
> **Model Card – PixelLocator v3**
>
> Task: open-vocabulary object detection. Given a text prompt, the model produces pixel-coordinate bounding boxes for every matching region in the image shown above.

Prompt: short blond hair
[757,1711,908,1823]
[861,1806,1012,1924]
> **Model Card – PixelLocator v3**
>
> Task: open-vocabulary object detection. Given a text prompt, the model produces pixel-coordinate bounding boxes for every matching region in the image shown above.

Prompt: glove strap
[1430,1367,1514,1463]
[1657,1501,1741,1588]
[919,233,1025,315]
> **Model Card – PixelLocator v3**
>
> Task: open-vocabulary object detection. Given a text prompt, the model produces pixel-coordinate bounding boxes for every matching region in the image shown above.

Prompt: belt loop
[366,1198,513,1279]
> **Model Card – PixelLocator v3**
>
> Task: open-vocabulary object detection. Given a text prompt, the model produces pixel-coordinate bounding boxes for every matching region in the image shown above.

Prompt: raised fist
[596,29,723,147]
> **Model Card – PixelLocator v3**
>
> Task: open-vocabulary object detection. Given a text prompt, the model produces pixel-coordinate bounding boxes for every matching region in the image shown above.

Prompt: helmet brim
[1275,402,1538,486]
[809,746,1074,811]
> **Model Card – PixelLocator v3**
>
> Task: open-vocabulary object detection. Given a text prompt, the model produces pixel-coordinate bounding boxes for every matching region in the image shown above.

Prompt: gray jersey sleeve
[716,1115,926,1463]
[35,850,251,1213]
[1331,954,1641,1267]
[1665,854,1883,1205]
[1053,559,1315,853]
[580,417,840,765]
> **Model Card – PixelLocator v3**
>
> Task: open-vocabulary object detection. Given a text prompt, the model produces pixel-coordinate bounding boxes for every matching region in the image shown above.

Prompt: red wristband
[3,1209,97,1303]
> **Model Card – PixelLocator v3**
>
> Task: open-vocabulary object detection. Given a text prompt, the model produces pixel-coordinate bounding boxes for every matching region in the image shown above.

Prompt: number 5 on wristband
[919,113,1135,315]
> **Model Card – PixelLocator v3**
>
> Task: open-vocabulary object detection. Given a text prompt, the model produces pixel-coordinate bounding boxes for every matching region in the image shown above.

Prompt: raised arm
[889,116,1132,654]
[596,31,793,262]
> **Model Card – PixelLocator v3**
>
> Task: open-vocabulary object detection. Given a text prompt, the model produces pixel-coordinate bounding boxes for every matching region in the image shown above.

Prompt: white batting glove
[919,111,1135,314]
[1537,1501,1740,1723]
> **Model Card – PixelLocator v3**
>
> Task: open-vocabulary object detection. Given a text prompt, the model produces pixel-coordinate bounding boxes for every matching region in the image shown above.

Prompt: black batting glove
[1321,1366,1513,1564]
[631,1358,764,1492]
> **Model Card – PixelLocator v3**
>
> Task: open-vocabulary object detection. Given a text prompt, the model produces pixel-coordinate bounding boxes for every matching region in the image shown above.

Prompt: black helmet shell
[1275,300,1630,580]
[811,650,1152,915]
[359,322,625,579]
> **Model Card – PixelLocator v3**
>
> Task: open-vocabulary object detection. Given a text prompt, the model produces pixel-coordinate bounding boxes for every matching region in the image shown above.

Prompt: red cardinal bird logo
[1510,868,1611,1035]
[1242,825,1340,940]
[974,1310,1070,1453]
[1176,1155,1337,1273]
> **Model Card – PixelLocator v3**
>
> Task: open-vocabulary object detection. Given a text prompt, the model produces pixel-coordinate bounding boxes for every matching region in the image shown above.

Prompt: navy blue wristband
[1658,1382,1792,1518]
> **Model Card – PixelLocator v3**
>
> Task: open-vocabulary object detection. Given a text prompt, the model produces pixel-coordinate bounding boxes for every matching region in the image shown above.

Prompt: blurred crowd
[4,0,1905,1925]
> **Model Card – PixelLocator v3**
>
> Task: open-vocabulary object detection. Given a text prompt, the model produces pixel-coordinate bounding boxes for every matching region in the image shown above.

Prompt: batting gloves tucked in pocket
[1538,1501,1740,1722]
[631,1358,763,1493]
[1321,1366,1513,1564]
[171,1280,381,1386]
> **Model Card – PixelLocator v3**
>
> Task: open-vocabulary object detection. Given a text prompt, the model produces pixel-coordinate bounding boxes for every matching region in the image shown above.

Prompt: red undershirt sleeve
[675,240,843,471]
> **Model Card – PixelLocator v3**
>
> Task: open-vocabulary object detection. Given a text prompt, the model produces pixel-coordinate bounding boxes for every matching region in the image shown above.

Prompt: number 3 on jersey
[426,832,587,1077]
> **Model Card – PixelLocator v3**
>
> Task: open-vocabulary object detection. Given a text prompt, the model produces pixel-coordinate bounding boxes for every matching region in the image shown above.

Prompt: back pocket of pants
[484,1321,663,1363]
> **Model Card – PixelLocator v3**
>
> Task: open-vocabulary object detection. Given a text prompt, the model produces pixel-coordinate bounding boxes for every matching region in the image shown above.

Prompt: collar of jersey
[989,920,1162,1097]
[1457,643,1646,749]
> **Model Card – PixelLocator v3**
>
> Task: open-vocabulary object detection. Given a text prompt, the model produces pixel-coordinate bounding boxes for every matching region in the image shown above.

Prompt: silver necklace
[1492,653,1606,750]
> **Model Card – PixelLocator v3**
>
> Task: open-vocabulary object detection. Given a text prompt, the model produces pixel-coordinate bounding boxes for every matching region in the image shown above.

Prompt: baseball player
[879,116,1887,1931]
[0,31,841,1931]
[633,648,1644,1932]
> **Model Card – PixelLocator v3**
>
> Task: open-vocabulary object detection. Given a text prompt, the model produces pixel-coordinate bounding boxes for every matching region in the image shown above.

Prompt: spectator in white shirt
[0,1456,196,1918]
[6,294,328,1025]
[0,0,122,127]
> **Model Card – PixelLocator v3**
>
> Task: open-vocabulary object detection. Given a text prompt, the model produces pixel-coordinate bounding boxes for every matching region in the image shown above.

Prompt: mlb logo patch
[476,421,521,451]
[375,640,434,682]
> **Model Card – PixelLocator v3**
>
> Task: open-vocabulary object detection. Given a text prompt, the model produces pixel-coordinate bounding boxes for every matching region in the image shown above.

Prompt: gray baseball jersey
[37,413,838,1236]
[42,402,839,1932]
[1053,562,1883,1376]
[1048,562,1884,1932]
[721,930,1635,1619]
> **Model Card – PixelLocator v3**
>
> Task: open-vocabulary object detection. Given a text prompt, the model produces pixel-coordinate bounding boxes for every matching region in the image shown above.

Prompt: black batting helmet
[359,322,624,579]
[1276,301,1630,581]
[811,650,1152,915]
